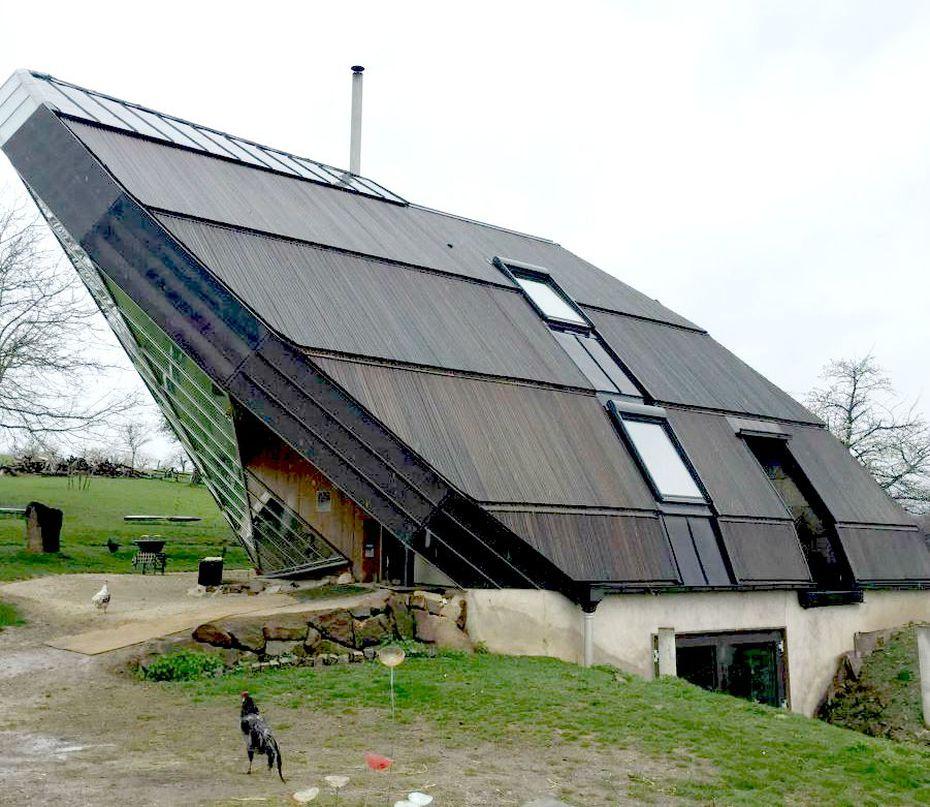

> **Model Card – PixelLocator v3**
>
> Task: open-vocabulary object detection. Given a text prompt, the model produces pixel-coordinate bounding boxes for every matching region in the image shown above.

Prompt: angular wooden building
[3,70,928,713]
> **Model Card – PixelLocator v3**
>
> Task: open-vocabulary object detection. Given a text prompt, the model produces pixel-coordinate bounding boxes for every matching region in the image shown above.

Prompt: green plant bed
[139,650,225,682]
[167,653,930,805]
[0,475,248,581]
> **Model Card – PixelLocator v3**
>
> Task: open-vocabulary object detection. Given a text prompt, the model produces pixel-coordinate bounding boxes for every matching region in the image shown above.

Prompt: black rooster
[240,692,285,782]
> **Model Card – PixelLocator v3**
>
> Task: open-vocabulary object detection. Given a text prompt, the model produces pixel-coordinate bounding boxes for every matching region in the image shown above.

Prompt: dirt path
[0,575,676,806]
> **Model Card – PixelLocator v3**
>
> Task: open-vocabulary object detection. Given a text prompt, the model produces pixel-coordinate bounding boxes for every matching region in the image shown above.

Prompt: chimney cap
[351,65,365,74]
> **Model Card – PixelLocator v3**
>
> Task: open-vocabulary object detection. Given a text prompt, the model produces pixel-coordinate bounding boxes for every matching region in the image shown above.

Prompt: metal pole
[349,65,364,174]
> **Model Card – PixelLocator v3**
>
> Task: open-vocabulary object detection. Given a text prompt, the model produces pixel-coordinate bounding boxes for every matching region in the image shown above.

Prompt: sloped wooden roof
[2,69,925,591]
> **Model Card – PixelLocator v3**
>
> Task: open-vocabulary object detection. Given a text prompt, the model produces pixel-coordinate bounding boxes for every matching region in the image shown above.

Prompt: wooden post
[917,626,930,727]
[656,627,677,677]
[24,502,62,553]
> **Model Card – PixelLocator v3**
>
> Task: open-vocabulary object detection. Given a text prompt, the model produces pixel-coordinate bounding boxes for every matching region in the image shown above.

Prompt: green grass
[0,474,248,581]
[821,625,930,746]
[0,599,23,630]
[174,653,930,805]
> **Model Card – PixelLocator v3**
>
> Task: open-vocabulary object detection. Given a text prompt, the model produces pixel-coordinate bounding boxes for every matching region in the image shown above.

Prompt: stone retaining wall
[186,589,471,669]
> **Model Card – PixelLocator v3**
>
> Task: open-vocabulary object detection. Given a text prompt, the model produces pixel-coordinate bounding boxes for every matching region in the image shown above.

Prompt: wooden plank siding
[65,120,698,328]
[491,510,679,584]
[835,526,930,583]
[665,408,792,519]
[315,356,657,509]
[237,412,366,578]
[158,214,590,387]
[588,308,819,423]
[786,424,913,527]
[717,520,812,585]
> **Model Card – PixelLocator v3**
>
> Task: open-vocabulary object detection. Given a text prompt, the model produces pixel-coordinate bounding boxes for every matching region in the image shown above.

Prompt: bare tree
[807,354,930,513]
[0,201,136,438]
[119,420,152,471]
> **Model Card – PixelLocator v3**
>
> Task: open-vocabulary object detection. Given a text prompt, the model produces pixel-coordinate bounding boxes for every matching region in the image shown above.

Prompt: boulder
[440,596,467,628]
[414,610,473,652]
[265,640,302,658]
[354,613,392,648]
[388,594,415,640]
[309,610,355,646]
[363,647,377,661]
[304,626,322,652]
[192,622,234,648]
[335,571,354,585]
[350,604,372,619]
[316,639,354,656]
[263,616,310,642]
[223,618,266,653]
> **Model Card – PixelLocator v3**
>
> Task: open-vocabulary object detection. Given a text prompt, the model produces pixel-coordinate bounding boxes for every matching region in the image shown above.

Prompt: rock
[322,654,338,666]
[354,613,392,648]
[337,654,350,664]
[192,622,234,648]
[264,584,283,595]
[440,596,466,625]
[389,594,415,640]
[304,627,322,652]
[315,638,354,656]
[335,571,354,585]
[248,579,265,595]
[309,610,355,646]
[218,648,242,667]
[350,604,372,619]
[187,584,207,598]
[263,616,310,642]
[350,650,364,663]
[366,589,392,614]
[223,618,266,653]
[265,640,302,658]
[363,647,377,661]
[414,611,473,652]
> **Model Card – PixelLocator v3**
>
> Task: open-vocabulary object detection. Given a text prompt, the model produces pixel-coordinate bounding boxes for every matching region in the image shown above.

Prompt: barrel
[198,556,224,587]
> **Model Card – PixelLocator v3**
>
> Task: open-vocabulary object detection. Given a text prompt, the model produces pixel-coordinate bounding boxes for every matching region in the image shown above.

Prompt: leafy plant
[139,650,225,682]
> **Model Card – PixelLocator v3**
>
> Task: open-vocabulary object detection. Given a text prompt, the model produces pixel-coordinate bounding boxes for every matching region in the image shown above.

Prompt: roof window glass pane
[577,333,640,396]
[623,419,703,500]
[514,276,586,325]
[552,330,617,391]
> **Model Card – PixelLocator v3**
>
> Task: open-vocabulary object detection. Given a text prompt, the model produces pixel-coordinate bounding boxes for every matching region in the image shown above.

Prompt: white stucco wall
[465,588,930,716]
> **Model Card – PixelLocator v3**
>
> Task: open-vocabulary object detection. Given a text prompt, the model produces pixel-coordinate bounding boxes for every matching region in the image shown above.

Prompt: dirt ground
[0,574,676,806]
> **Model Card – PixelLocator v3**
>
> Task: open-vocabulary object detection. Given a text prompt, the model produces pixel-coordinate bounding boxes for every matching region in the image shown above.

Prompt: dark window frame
[671,628,789,709]
[607,400,708,505]
[492,256,591,329]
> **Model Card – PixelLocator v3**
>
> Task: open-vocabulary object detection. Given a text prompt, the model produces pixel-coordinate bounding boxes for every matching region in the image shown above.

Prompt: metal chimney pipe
[349,65,364,174]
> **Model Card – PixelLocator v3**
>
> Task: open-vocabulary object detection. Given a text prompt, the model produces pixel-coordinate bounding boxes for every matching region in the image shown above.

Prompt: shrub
[379,638,434,658]
[140,650,225,682]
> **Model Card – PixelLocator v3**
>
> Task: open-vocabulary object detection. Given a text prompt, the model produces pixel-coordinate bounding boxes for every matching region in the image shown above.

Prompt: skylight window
[513,275,587,325]
[623,420,703,500]
[608,402,705,502]
[552,330,640,396]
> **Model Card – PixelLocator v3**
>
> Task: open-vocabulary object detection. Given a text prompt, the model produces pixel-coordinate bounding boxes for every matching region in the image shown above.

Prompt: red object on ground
[365,752,393,771]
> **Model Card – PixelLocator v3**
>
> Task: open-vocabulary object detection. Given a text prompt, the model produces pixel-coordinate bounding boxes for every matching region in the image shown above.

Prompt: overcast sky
[1,1,928,460]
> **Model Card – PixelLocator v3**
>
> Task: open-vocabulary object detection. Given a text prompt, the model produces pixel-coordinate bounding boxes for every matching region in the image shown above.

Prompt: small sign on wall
[316,490,332,512]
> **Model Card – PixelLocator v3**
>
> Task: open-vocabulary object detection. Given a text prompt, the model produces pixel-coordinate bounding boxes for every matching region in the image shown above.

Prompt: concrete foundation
[465,588,930,716]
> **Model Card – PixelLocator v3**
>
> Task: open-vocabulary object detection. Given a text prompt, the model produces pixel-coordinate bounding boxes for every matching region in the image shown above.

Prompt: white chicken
[91,581,110,614]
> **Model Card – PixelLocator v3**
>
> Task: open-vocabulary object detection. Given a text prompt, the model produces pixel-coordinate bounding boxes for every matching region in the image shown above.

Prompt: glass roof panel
[622,419,703,500]
[515,276,586,325]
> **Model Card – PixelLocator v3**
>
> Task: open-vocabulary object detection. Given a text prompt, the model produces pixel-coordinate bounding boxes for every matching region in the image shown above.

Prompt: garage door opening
[674,630,787,708]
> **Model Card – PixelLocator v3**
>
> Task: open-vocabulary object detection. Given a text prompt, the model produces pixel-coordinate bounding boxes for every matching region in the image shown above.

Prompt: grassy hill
[0,474,247,581]
[175,652,930,805]
[821,625,930,747]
